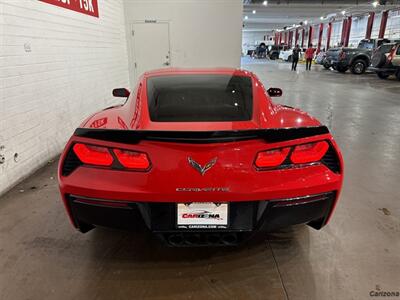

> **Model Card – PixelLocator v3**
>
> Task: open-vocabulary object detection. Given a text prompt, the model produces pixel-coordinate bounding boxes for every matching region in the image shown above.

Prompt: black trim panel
[67,191,336,246]
[74,126,330,144]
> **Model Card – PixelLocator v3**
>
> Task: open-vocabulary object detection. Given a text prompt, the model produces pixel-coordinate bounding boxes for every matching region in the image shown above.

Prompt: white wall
[371,12,382,39]
[330,21,342,47]
[349,15,368,47]
[123,0,242,86]
[0,0,130,194]
[387,10,400,39]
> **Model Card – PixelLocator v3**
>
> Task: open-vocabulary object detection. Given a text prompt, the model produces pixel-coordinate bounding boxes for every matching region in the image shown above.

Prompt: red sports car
[58,68,344,246]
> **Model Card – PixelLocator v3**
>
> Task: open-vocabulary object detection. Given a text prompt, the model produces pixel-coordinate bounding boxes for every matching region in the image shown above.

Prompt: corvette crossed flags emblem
[187,157,217,176]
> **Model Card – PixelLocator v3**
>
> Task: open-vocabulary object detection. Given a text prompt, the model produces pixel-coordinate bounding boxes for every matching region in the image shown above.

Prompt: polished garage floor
[1,59,399,300]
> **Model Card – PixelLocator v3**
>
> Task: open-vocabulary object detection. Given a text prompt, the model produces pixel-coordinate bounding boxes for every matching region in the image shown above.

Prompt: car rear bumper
[327,59,347,67]
[369,66,398,73]
[65,191,337,246]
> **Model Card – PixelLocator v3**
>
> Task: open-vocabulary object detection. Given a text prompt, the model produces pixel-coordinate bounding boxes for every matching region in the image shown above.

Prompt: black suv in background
[370,42,400,80]
[325,38,390,74]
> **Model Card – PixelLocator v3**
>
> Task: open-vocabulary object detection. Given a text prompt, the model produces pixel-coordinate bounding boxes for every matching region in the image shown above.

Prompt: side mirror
[267,87,283,97]
[112,88,130,98]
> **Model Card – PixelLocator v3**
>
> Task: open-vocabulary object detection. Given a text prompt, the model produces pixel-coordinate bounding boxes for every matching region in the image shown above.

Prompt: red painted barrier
[365,12,375,39]
[317,23,324,52]
[379,10,388,38]
[326,22,332,49]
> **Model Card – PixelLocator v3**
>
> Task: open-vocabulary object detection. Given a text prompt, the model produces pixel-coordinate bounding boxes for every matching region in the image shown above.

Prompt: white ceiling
[243,0,400,33]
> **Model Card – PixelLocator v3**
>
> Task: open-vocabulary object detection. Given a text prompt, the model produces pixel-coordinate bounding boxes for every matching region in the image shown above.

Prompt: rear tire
[350,59,367,75]
[377,72,390,79]
[323,61,330,69]
[337,66,348,73]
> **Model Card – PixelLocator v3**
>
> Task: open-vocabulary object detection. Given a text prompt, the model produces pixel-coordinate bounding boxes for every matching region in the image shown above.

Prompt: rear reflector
[113,149,150,170]
[290,141,329,164]
[255,147,290,168]
[73,143,113,166]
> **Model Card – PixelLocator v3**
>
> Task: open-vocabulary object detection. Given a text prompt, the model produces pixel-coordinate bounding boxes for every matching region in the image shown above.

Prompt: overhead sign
[40,0,99,18]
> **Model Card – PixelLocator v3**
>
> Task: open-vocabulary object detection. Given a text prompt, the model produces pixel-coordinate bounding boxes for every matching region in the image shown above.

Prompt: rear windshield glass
[358,41,374,49]
[379,44,395,53]
[146,75,253,122]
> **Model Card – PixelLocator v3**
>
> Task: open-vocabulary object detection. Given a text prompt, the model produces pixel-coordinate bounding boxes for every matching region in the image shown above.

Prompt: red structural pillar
[294,28,299,46]
[301,28,305,48]
[279,32,282,45]
[326,22,332,49]
[285,31,288,45]
[365,12,375,39]
[344,16,352,46]
[308,26,313,47]
[341,18,347,46]
[379,10,389,38]
[317,23,324,52]
[288,31,293,48]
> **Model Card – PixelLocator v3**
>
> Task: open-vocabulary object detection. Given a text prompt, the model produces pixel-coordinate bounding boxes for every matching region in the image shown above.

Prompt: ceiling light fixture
[263,1,268,6]
[341,10,346,15]
[372,1,379,7]
[304,20,308,25]
[320,16,324,20]
[244,15,248,20]
[252,10,256,14]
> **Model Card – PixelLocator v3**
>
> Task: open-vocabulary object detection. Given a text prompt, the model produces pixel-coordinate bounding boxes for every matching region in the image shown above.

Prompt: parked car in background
[279,48,305,62]
[268,45,288,60]
[325,38,390,74]
[252,43,268,59]
[243,40,274,57]
[278,48,291,61]
[370,42,400,80]
[315,50,326,65]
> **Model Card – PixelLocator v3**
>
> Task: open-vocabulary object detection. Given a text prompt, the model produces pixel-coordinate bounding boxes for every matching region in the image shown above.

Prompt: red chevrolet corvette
[58,68,344,246]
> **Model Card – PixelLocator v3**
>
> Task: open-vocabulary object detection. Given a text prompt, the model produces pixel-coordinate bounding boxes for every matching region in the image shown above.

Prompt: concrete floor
[1,58,399,300]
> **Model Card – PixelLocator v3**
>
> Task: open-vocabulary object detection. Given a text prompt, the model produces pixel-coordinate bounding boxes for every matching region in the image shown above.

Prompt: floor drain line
[267,239,290,300]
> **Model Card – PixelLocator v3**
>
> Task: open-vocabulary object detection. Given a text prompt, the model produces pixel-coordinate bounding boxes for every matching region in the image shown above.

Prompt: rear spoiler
[73,126,329,144]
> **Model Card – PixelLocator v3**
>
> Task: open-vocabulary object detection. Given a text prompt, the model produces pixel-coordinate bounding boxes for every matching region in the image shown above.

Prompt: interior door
[132,22,170,82]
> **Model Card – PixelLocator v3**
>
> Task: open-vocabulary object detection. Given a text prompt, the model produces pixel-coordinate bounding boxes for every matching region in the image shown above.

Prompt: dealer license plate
[177,202,229,229]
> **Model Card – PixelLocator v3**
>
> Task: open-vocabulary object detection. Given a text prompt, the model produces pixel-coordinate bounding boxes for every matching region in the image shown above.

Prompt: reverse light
[290,141,329,164]
[255,147,290,168]
[73,143,113,166]
[113,149,150,170]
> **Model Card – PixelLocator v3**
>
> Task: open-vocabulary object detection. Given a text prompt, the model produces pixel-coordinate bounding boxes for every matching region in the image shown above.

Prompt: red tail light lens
[73,143,113,166]
[388,46,396,62]
[113,149,150,170]
[255,147,290,168]
[339,51,346,60]
[290,141,329,164]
